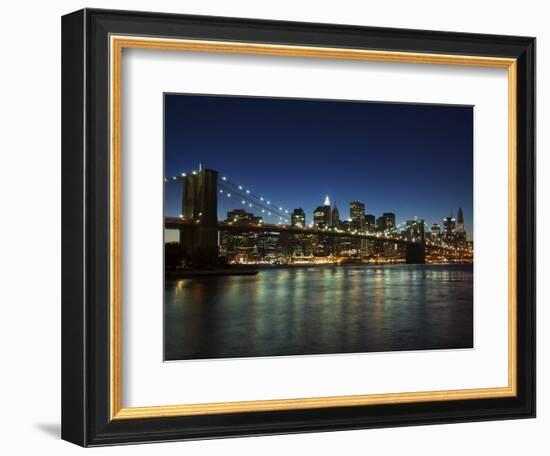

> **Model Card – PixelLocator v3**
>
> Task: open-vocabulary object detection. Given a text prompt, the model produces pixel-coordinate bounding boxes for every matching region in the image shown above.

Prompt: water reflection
[164,264,473,360]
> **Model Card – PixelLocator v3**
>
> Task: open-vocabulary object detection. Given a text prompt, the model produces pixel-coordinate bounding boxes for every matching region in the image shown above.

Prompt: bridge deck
[165,217,452,250]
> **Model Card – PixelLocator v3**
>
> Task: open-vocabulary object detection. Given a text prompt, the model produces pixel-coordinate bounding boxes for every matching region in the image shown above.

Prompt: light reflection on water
[165,264,473,361]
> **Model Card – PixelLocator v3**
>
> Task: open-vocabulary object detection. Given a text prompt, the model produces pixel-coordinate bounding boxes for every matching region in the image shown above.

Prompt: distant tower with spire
[313,195,332,228]
[456,206,467,244]
[457,207,465,234]
[331,202,341,228]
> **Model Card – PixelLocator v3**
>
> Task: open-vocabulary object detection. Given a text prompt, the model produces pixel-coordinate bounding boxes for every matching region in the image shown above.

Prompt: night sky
[164,94,473,241]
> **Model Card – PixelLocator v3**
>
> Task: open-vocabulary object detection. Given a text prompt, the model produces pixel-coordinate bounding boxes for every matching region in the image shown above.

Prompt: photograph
[163,94,474,361]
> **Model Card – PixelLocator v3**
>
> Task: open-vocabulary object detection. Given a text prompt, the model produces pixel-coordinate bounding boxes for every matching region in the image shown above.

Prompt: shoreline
[166,262,473,278]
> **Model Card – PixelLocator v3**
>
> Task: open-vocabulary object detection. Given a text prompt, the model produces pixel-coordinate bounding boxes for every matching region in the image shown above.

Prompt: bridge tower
[405,221,426,264]
[180,169,219,268]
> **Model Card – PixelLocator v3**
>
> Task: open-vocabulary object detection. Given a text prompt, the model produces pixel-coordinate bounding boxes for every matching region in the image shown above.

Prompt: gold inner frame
[109,35,518,420]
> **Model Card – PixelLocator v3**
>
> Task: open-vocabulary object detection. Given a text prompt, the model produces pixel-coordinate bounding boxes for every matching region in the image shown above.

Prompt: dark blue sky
[165,94,473,240]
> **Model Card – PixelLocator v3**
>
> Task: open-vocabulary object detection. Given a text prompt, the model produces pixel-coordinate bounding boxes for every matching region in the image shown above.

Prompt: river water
[164,264,473,361]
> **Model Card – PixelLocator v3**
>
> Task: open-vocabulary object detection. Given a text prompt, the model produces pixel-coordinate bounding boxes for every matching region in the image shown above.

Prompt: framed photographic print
[62,8,535,446]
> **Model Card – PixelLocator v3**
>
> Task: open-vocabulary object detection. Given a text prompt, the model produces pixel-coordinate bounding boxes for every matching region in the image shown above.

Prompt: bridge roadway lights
[405,242,426,264]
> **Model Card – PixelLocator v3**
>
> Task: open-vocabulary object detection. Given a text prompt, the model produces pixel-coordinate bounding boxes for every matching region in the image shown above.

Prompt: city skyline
[164,94,473,242]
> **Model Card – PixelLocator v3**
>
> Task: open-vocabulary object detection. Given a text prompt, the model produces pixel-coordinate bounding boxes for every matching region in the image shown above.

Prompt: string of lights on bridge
[166,169,292,224]
[165,169,460,251]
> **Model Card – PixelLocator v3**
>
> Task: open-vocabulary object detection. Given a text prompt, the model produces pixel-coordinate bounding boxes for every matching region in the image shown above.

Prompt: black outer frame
[61,8,536,447]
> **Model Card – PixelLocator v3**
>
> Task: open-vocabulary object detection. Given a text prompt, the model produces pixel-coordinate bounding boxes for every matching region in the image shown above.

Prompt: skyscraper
[376,212,396,232]
[349,201,365,230]
[457,207,465,234]
[456,206,467,244]
[291,208,306,227]
[431,223,441,239]
[365,214,376,231]
[383,212,396,231]
[443,211,456,242]
[331,203,341,228]
[376,216,386,231]
[290,209,308,257]
[313,196,331,228]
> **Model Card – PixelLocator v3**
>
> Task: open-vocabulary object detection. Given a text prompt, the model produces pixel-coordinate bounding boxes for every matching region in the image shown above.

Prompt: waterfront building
[340,237,362,257]
[220,230,258,263]
[338,234,353,256]
[257,232,284,262]
[289,234,309,257]
[221,208,261,263]
[310,234,332,257]
[383,241,400,259]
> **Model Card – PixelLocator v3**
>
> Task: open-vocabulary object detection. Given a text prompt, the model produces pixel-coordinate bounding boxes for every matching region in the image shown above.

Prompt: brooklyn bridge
[165,168,467,268]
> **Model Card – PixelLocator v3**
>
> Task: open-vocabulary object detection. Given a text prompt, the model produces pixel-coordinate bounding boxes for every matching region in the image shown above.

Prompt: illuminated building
[289,234,309,257]
[310,234,332,257]
[220,230,258,263]
[383,213,396,230]
[311,196,333,256]
[349,201,365,230]
[313,196,332,228]
[456,206,467,246]
[377,213,396,232]
[291,208,306,227]
[290,208,308,256]
[220,209,261,262]
[226,208,262,225]
[347,202,368,256]
[431,223,441,239]
[376,216,385,231]
[257,232,281,261]
[341,220,351,232]
[331,203,341,228]
[443,211,456,242]
[457,207,465,234]
[365,214,375,231]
